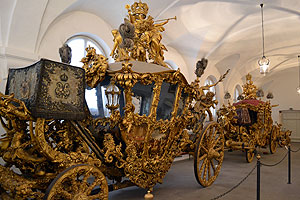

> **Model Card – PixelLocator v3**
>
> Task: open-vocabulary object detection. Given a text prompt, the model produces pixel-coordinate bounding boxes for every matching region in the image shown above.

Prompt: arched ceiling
[2,0,300,88]
[67,0,300,86]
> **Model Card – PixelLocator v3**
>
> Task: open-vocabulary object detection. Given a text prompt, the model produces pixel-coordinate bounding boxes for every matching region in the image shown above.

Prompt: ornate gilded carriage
[218,74,291,163]
[0,58,227,199]
[0,1,229,199]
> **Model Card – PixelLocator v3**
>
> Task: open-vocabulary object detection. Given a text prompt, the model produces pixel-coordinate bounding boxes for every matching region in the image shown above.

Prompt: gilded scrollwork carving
[81,46,109,88]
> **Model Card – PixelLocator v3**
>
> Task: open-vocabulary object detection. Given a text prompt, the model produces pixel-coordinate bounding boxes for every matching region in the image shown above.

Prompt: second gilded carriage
[217,73,291,163]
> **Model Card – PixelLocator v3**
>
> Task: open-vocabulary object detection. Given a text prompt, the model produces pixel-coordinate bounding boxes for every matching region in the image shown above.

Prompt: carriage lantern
[105,78,120,111]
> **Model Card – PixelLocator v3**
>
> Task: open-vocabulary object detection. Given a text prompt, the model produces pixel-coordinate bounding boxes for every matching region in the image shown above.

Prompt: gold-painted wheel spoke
[79,170,93,191]
[199,158,207,177]
[209,128,214,142]
[210,160,216,173]
[214,145,222,152]
[198,154,207,161]
[86,177,102,195]
[197,154,207,167]
[201,145,209,153]
[212,135,221,148]
[83,171,92,183]
[79,181,90,193]
[211,128,218,142]
[214,155,223,163]
[207,160,211,179]
[59,190,73,199]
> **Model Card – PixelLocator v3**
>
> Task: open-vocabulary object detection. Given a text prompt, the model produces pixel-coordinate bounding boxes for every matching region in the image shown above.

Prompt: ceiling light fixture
[297,55,300,94]
[258,3,270,75]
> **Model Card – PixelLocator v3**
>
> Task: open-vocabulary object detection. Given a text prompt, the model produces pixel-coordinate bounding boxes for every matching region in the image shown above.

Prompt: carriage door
[156,81,177,120]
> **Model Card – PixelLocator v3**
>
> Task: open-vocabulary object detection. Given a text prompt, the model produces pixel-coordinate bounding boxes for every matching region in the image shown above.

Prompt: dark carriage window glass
[156,81,177,120]
[132,82,154,116]
[177,90,188,116]
[249,110,258,124]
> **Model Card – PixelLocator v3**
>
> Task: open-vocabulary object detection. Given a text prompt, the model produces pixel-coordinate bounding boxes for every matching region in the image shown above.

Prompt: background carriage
[217,73,291,163]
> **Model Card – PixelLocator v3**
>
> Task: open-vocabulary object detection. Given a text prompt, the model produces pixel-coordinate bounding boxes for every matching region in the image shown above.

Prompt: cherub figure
[110,29,129,61]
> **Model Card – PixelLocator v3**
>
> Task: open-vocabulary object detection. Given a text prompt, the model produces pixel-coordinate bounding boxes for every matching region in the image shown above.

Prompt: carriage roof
[107,60,189,85]
[233,99,265,107]
[108,61,172,73]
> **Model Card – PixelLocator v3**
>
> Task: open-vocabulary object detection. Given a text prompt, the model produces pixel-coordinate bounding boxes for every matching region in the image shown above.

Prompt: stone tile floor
[109,142,300,200]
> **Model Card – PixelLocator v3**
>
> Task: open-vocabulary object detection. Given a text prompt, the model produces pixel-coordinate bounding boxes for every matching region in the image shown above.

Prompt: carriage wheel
[245,140,255,163]
[194,122,224,187]
[269,126,278,154]
[44,164,108,200]
[245,149,255,163]
[278,130,291,147]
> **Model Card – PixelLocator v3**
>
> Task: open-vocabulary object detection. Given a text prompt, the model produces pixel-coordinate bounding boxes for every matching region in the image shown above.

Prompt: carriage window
[86,78,125,118]
[85,87,100,116]
[132,82,154,116]
[85,84,109,118]
[177,90,188,116]
[156,81,177,120]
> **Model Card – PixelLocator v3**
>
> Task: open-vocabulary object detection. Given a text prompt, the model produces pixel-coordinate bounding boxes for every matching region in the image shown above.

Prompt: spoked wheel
[269,125,278,154]
[245,140,255,163]
[245,149,255,163]
[44,164,108,200]
[194,122,224,187]
[278,130,291,147]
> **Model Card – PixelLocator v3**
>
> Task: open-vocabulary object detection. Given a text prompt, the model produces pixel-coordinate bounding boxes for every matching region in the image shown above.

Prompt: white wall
[38,11,113,63]
[258,67,300,123]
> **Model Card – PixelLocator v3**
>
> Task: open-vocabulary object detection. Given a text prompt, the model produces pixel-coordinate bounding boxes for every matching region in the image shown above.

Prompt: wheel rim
[194,122,224,187]
[269,126,278,154]
[245,140,255,163]
[44,164,108,200]
[246,149,255,163]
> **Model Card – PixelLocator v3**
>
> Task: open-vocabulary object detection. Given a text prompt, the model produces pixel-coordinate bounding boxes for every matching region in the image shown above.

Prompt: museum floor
[109,142,300,200]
